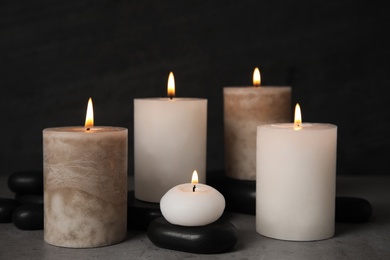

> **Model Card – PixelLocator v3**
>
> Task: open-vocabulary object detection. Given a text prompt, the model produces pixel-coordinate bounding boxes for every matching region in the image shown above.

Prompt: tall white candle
[256,104,337,241]
[224,68,291,180]
[43,98,128,248]
[134,72,207,203]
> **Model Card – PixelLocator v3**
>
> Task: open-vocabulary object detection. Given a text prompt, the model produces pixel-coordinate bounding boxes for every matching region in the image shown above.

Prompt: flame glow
[85,97,94,129]
[167,72,175,98]
[294,103,302,130]
[191,170,199,184]
[253,67,261,86]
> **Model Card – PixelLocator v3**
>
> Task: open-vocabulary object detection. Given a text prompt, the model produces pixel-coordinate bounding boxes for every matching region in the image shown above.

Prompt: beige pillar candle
[224,68,291,180]
[134,72,207,203]
[43,98,128,248]
[256,104,337,241]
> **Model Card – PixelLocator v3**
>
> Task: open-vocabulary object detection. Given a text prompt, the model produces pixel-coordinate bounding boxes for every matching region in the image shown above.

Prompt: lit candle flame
[167,72,175,99]
[253,67,261,87]
[294,103,302,130]
[85,97,94,129]
[191,170,198,192]
[191,170,199,184]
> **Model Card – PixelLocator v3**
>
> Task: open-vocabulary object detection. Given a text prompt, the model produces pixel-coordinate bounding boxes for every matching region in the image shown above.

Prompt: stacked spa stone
[147,177,238,254]
[1,170,163,232]
[2,171,164,231]
[0,171,43,229]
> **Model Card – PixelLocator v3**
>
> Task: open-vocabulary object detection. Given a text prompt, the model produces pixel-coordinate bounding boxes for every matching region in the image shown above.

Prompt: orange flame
[191,170,199,184]
[253,67,261,86]
[167,72,175,98]
[85,97,94,129]
[294,103,302,130]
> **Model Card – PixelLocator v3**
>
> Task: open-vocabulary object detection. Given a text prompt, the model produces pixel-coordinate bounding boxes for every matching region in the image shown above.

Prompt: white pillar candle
[160,171,225,226]
[224,68,291,180]
[43,98,128,248]
[256,104,337,241]
[134,72,207,203]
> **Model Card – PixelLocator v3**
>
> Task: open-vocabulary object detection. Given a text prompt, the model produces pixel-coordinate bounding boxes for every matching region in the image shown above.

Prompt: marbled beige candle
[224,85,291,180]
[43,126,128,248]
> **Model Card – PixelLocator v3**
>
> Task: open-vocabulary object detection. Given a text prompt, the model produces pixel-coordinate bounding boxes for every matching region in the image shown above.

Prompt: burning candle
[256,104,337,241]
[224,68,291,180]
[134,72,207,203]
[43,98,128,248]
[160,170,225,226]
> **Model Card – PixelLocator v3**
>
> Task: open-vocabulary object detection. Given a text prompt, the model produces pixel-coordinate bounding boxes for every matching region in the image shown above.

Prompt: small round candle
[160,171,225,226]
[256,104,337,241]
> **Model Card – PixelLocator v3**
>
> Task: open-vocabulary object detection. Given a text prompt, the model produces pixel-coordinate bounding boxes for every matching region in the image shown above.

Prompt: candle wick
[294,122,302,130]
[86,128,90,131]
[169,96,173,100]
[193,185,196,192]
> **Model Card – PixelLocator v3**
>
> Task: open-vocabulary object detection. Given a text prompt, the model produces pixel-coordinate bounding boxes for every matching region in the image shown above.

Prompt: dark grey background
[1,0,389,177]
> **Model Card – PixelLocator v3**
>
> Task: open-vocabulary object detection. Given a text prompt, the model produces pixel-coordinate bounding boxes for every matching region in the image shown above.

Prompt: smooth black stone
[12,204,44,230]
[127,191,162,230]
[0,198,20,223]
[147,217,238,254]
[15,194,44,205]
[207,170,255,215]
[8,170,43,195]
[336,196,372,223]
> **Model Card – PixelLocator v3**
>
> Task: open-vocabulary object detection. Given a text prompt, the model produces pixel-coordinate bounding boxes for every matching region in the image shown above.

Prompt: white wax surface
[223,86,291,180]
[160,183,225,226]
[43,126,128,248]
[134,98,207,203]
[256,123,337,241]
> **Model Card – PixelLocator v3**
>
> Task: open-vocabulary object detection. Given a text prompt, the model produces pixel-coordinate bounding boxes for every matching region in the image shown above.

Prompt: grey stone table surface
[1,175,389,260]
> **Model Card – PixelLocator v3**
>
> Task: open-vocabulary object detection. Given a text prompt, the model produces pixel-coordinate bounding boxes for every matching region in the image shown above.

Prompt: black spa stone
[15,194,44,205]
[335,196,372,223]
[127,191,162,230]
[8,170,43,195]
[147,217,238,254]
[12,204,44,230]
[0,198,20,223]
[221,178,255,215]
[207,170,255,215]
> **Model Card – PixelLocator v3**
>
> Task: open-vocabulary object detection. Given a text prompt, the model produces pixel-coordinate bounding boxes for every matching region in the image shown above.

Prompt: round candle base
[147,217,238,254]
[207,170,255,215]
[44,188,127,248]
[258,232,334,242]
[127,191,162,230]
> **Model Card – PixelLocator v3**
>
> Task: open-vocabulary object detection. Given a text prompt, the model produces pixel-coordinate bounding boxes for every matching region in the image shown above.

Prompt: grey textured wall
[1,1,389,176]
